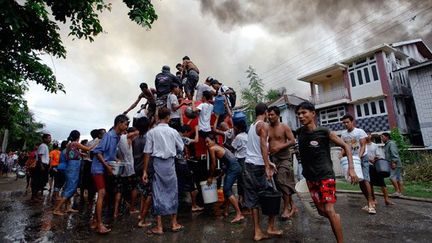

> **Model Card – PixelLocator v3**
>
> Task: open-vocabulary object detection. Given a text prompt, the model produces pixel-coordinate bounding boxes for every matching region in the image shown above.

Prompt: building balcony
[312,88,350,107]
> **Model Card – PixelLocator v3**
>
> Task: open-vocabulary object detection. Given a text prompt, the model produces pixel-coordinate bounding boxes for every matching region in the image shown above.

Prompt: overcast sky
[24,0,432,141]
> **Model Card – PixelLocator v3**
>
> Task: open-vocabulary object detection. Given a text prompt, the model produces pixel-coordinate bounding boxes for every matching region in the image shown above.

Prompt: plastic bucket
[233,111,247,124]
[340,156,364,182]
[375,159,391,178]
[295,178,309,193]
[213,95,226,115]
[200,181,218,204]
[258,189,282,216]
[108,161,126,176]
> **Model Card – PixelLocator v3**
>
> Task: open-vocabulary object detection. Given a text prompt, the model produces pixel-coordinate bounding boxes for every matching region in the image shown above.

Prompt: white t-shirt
[167,93,180,119]
[117,134,135,177]
[0,153,6,163]
[37,143,50,165]
[341,127,368,157]
[366,142,383,161]
[232,132,248,159]
[197,102,213,132]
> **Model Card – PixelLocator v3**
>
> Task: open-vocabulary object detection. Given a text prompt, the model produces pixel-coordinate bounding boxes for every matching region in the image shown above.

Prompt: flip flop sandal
[171,225,184,232]
[138,221,152,228]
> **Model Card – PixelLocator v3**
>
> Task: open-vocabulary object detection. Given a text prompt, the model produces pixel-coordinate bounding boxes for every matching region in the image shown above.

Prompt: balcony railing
[312,88,349,105]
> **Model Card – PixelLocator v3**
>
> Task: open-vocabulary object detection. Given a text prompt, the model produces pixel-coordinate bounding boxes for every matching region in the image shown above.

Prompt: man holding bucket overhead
[242,103,282,241]
[296,101,358,243]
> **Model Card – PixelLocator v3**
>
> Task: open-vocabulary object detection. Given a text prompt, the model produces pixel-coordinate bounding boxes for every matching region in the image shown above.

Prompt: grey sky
[24,0,432,141]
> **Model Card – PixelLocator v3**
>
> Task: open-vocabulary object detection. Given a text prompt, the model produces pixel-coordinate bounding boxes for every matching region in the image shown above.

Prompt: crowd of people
[3,56,404,242]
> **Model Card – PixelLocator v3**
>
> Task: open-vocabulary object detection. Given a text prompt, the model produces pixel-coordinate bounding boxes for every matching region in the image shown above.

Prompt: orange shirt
[49,150,61,166]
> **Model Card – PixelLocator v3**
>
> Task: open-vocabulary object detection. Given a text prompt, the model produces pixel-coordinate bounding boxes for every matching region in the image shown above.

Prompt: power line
[259,0,418,80]
[261,3,432,88]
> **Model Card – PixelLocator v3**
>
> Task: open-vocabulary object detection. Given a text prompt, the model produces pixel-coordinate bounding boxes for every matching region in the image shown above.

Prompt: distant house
[396,60,432,146]
[267,94,307,130]
[297,39,432,144]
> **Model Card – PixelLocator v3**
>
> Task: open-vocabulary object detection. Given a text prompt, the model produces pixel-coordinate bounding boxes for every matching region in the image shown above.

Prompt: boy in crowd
[193,91,213,138]
[296,102,358,243]
[91,115,130,234]
[381,132,403,197]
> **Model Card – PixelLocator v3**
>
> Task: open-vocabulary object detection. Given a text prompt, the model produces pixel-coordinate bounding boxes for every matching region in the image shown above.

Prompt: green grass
[336,179,432,199]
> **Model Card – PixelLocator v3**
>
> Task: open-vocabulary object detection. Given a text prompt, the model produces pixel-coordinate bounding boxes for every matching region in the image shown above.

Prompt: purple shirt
[91,129,120,174]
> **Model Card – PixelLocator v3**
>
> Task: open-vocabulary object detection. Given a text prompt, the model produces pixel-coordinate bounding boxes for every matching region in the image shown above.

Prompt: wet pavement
[1,176,432,243]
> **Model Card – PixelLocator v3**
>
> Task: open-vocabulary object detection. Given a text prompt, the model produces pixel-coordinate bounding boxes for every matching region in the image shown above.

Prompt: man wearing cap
[210,79,235,108]
[154,66,179,110]
[182,56,200,100]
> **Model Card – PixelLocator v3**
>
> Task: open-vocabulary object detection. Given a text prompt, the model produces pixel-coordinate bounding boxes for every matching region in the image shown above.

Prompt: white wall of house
[350,82,384,101]
[408,65,432,146]
[280,106,299,130]
[347,55,385,101]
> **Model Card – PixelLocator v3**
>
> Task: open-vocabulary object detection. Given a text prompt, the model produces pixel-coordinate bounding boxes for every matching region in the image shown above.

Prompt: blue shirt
[91,129,120,174]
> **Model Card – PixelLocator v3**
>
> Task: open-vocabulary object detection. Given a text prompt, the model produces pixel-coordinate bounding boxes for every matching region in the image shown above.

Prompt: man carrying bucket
[242,103,282,241]
[341,114,375,214]
[267,106,298,220]
[296,101,358,243]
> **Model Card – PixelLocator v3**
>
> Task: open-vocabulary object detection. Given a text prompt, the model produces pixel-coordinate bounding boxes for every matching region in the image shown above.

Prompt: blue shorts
[390,167,402,181]
[361,156,370,182]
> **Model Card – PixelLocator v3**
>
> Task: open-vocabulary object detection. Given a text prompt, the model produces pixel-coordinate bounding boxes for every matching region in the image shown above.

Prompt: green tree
[265,88,280,102]
[241,66,264,123]
[390,128,409,164]
[0,0,158,129]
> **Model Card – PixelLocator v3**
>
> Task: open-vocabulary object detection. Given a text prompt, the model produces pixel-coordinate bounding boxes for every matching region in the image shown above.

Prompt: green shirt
[383,140,401,167]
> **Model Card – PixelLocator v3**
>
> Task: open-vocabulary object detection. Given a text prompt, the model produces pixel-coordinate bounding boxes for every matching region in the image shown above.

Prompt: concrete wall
[350,81,384,102]
[409,65,432,146]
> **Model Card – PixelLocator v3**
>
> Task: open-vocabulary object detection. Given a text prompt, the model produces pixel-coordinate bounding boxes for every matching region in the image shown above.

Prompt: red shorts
[307,179,337,204]
[93,174,106,190]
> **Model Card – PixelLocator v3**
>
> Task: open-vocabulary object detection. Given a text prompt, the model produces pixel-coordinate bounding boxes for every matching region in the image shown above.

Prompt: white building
[397,60,432,146]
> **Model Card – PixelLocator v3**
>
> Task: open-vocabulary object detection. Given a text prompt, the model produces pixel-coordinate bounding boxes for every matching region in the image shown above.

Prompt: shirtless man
[267,106,298,219]
[123,83,157,120]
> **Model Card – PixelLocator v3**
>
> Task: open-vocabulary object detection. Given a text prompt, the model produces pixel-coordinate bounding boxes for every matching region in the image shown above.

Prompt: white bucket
[108,161,126,176]
[295,178,309,193]
[200,180,218,204]
[340,156,364,182]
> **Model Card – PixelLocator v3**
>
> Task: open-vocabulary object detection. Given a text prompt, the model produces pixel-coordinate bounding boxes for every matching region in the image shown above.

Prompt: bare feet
[230,215,244,223]
[267,229,283,237]
[90,220,98,230]
[147,227,163,235]
[253,232,269,241]
[97,224,111,235]
[385,201,395,206]
[65,208,79,213]
[53,210,64,216]
[129,209,139,214]
[288,207,299,217]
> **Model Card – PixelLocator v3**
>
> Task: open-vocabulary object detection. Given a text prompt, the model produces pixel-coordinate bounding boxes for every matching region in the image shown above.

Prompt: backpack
[227,87,236,108]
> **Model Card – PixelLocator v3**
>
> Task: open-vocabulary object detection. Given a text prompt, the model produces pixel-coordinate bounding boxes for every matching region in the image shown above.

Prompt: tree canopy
[0,0,158,131]
[240,66,265,123]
